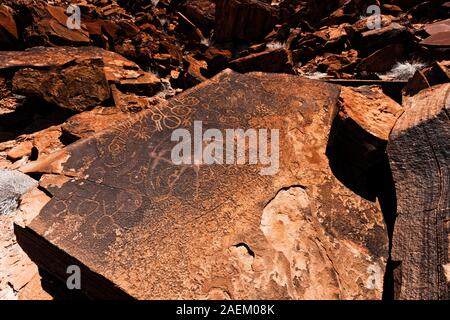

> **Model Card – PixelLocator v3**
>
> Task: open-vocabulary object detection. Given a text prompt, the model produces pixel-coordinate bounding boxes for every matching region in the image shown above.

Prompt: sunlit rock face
[15,70,388,300]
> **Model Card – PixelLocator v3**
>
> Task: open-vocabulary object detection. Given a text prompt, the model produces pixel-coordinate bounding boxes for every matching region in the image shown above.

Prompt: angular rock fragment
[61,107,135,141]
[182,0,216,34]
[7,140,33,162]
[424,18,450,36]
[0,47,162,110]
[317,50,359,74]
[0,47,74,69]
[327,85,403,199]
[15,70,388,300]
[358,23,411,54]
[338,86,404,142]
[100,49,162,94]
[303,0,340,25]
[420,31,450,47]
[229,48,291,73]
[0,47,160,88]
[0,4,18,49]
[17,273,52,300]
[203,47,233,76]
[404,61,450,96]
[23,3,91,47]
[358,44,405,73]
[215,0,279,43]
[183,55,208,85]
[12,58,110,112]
[388,83,450,300]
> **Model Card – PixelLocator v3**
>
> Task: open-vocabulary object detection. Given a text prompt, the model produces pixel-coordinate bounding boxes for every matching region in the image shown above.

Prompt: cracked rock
[15,70,388,299]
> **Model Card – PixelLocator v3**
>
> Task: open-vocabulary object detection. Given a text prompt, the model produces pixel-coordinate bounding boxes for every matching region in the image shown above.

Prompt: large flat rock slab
[15,70,388,299]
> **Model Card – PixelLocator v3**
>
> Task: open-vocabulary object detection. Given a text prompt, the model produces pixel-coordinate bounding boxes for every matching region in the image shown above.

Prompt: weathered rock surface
[214,0,279,43]
[359,23,411,54]
[182,0,216,34]
[327,86,403,200]
[421,19,450,47]
[0,4,18,49]
[358,44,405,74]
[338,86,404,142]
[404,61,450,96]
[12,58,110,112]
[1,0,447,86]
[23,2,91,47]
[0,46,164,176]
[230,48,292,74]
[0,46,162,112]
[388,83,450,300]
[15,70,388,300]
[0,46,162,95]
[0,0,447,302]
